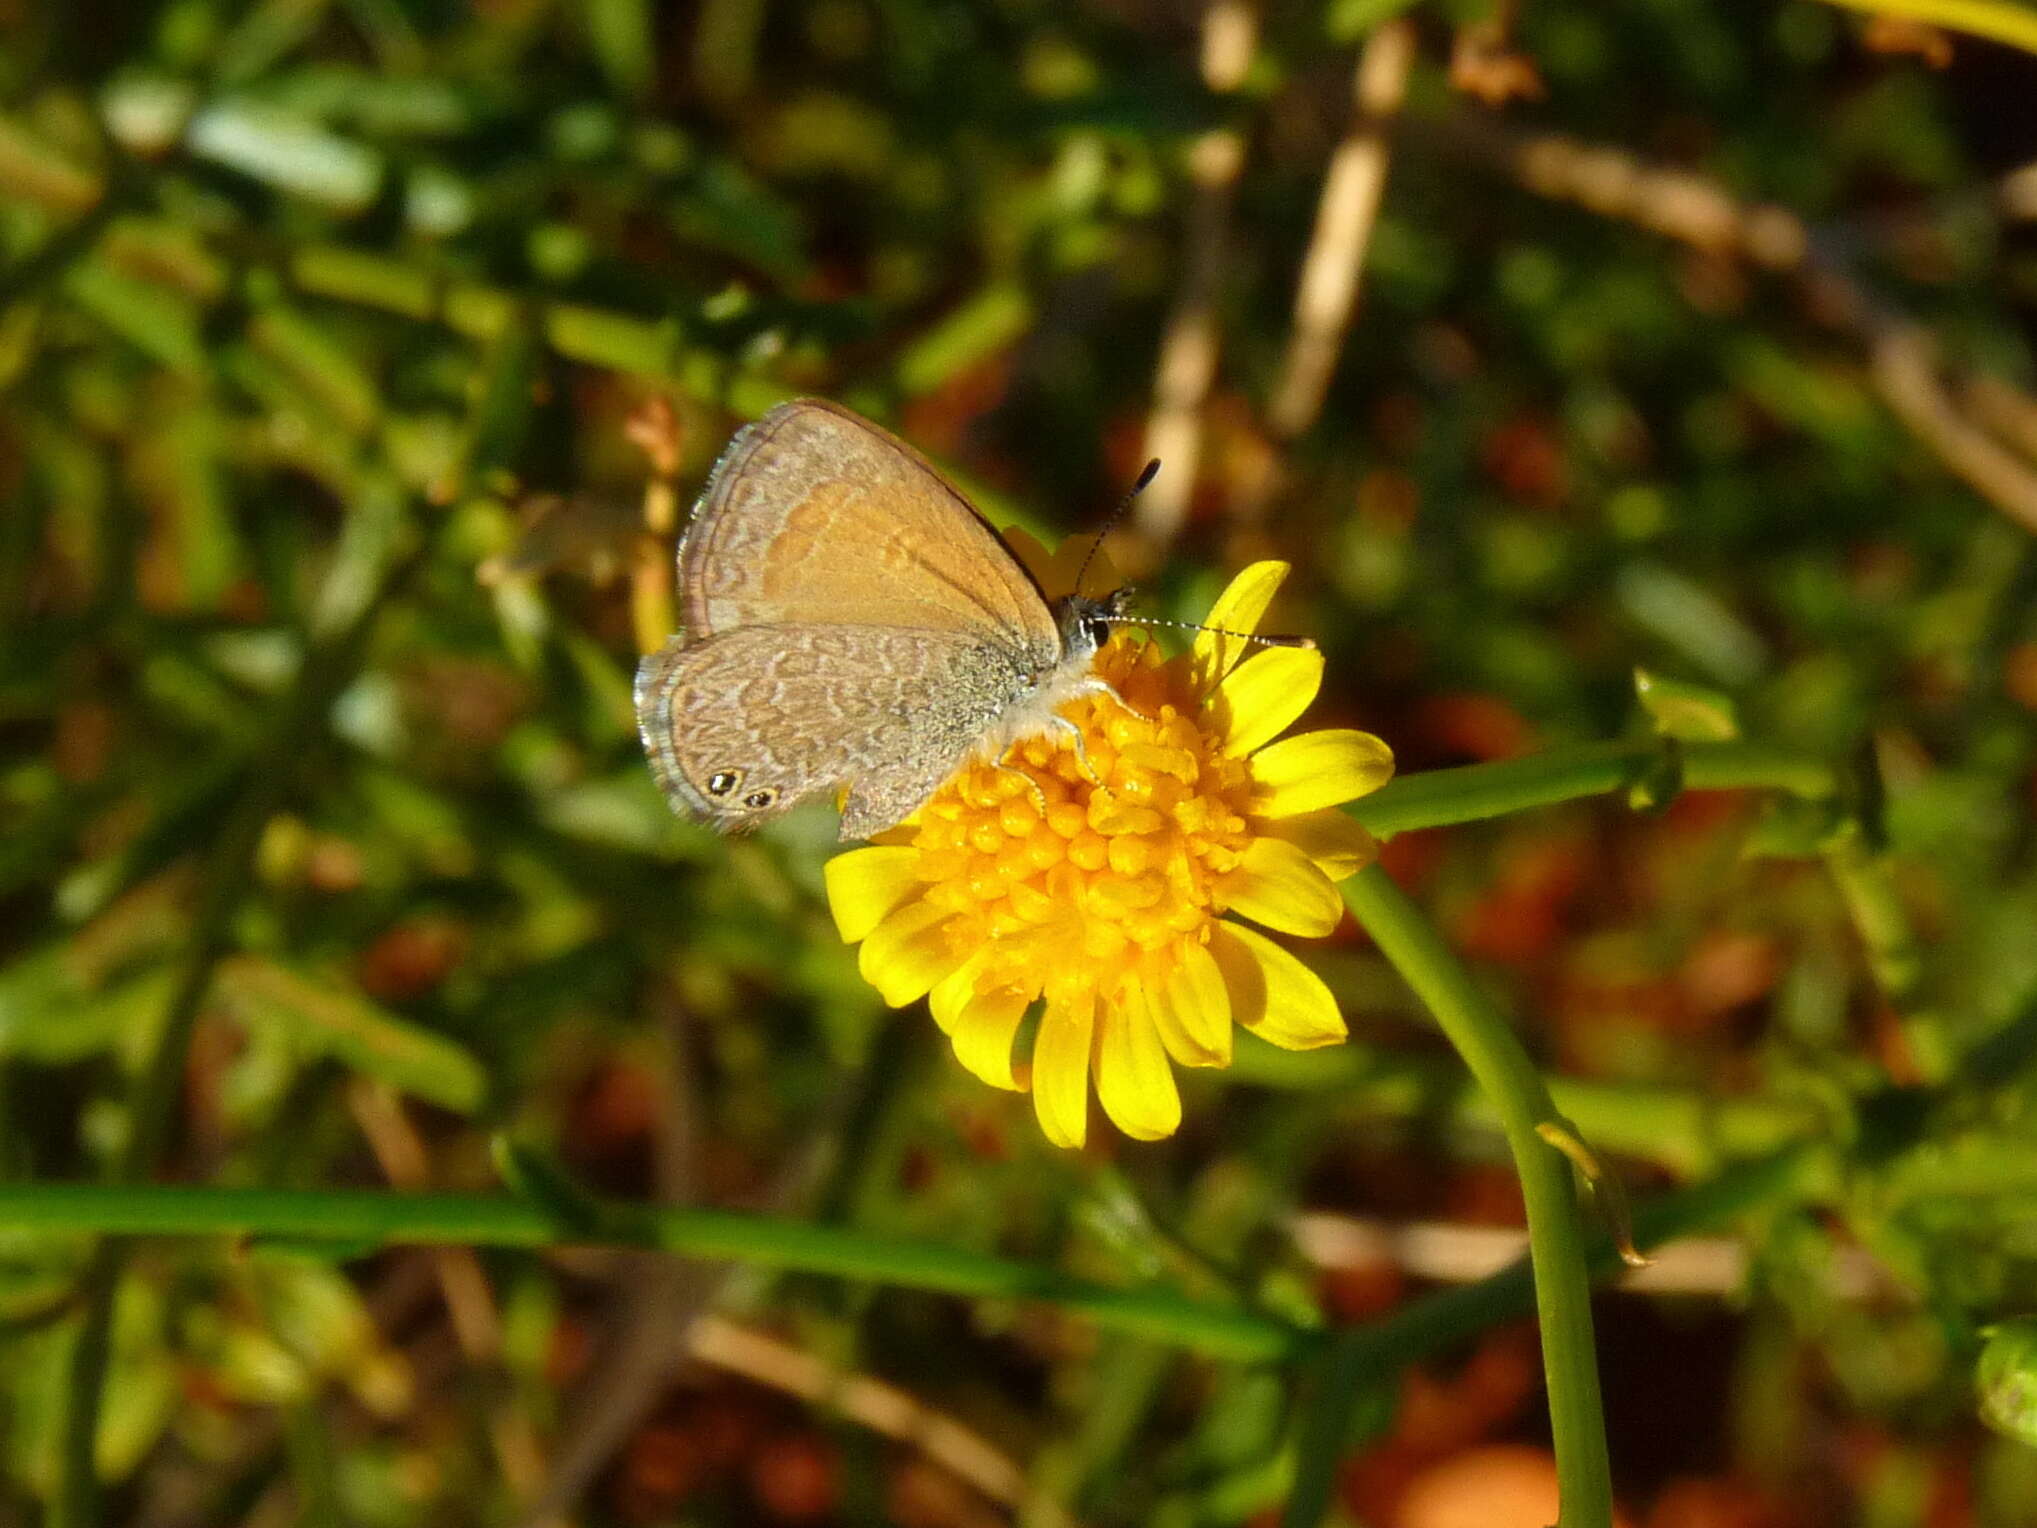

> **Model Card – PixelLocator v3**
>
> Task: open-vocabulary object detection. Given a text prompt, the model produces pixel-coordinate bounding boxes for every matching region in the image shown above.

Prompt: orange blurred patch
[1396,1444,1634,1528]
[1869,1004,1927,1087]
[899,357,1010,469]
[53,700,116,783]
[1344,1330,1543,1524]
[1378,828,1445,892]
[1319,1256,1408,1323]
[1444,1164,1528,1229]
[1415,693,1535,762]
[750,1431,840,1522]
[545,1315,591,1388]
[304,834,366,893]
[618,1421,707,1515]
[2004,642,2037,711]
[572,1059,661,1147]
[1648,1476,1800,1528]
[1479,415,1569,508]
[1453,836,1589,966]
[356,916,468,1001]
[1357,467,1422,531]
[1676,930,1779,1026]
[1861,15,1953,68]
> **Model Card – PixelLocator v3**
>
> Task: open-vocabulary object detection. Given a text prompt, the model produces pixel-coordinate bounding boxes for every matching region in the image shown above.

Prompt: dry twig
[1446,115,2037,538]
[1264,20,1418,444]
[348,1081,550,1501]
[1137,0,1259,545]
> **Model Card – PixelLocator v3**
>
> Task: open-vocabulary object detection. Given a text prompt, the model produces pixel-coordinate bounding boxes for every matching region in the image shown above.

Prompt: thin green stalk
[1354,1143,1817,1371]
[1291,866,1614,1528]
[0,1184,1304,1364]
[1350,739,1837,840]
[1281,1145,1817,1528]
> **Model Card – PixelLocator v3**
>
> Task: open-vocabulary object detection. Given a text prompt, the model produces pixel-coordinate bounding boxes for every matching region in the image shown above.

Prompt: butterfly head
[1054,587,1136,664]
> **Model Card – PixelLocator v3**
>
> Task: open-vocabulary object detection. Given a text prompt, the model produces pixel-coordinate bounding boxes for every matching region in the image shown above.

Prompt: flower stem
[1329,864,1614,1528]
[0,1184,1302,1364]
[1281,1146,1816,1528]
[1351,738,1836,839]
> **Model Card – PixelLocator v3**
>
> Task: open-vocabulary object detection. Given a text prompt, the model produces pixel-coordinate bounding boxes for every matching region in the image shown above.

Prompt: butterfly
[634,400,1129,840]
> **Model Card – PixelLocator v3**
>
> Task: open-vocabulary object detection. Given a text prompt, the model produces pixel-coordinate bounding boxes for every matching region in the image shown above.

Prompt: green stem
[0,1184,1302,1365]
[1282,1144,1817,1528]
[1354,1143,1817,1371]
[1351,739,1837,840]
[1300,865,1614,1528]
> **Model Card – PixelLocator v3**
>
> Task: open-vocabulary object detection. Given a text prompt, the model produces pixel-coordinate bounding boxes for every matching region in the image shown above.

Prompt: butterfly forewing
[680,400,1059,649]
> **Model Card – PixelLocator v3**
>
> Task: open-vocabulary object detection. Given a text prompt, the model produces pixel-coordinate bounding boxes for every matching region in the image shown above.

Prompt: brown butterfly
[635,400,1128,840]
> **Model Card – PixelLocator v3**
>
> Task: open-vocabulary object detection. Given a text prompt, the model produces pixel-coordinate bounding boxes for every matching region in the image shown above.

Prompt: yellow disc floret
[826,557,1395,1148]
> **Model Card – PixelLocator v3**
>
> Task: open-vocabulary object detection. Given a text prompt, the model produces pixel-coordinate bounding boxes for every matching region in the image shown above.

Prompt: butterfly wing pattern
[679,400,1058,643]
[635,400,1072,840]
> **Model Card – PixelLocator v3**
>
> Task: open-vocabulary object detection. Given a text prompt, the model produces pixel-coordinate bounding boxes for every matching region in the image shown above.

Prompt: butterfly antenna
[1113,615,1316,651]
[1073,457,1161,597]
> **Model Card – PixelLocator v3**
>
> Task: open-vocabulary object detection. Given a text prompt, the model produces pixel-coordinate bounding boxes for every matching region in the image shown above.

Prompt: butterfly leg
[1049,714,1118,796]
[1070,674,1148,725]
[993,740,1051,816]
[1041,676,1153,795]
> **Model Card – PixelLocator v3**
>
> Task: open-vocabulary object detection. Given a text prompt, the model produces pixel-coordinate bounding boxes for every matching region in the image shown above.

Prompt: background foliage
[6,1,2037,1525]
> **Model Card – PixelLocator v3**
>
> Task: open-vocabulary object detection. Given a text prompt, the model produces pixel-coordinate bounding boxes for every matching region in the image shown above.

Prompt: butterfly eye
[707,770,742,796]
[742,788,778,810]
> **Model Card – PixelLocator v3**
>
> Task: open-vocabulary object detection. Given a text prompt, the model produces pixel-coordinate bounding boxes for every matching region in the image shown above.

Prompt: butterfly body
[635,400,1121,840]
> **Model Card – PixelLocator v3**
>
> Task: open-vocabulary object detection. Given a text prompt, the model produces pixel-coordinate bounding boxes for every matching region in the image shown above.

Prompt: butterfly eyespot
[742,789,778,810]
[707,770,742,796]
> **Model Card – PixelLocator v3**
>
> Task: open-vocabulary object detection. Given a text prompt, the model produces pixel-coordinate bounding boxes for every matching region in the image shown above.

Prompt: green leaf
[1325,0,1422,42]
[1743,796,1848,861]
[895,284,1031,398]
[1980,1318,2037,1445]
[213,957,487,1114]
[490,1136,605,1235]
[1633,667,1741,742]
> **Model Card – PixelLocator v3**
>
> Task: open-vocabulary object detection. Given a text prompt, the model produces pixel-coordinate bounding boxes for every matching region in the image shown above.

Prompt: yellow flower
[823,544,1394,1148]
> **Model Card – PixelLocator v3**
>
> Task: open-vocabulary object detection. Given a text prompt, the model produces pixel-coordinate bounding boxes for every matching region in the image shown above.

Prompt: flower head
[824,539,1394,1147]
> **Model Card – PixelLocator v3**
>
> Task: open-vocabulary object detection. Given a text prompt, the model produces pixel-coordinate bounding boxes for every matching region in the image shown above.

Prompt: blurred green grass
[6,1,2037,1525]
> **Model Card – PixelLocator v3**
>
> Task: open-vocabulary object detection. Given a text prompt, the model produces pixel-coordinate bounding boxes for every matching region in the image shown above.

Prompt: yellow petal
[824,847,925,943]
[1218,836,1345,937]
[951,986,1031,1090]
[1149,943,1231,1067]
[1247,729,1394,817]
[929,950,992,1035]
[1031,991,1095,1148]
[1210,921,1347,1051]
[1260,809,1380,882]
[1094,1001,1182,1141]
[858,898,963,1008]
[1190,561,1290,692]
[1214,644,1324,756]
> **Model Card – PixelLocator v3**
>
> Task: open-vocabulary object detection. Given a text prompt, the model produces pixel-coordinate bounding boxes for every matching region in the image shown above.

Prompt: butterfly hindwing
[635,623,1036,839]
